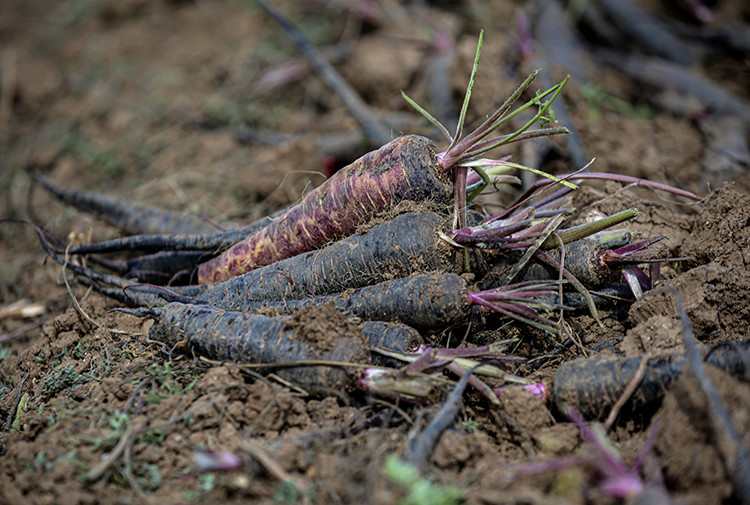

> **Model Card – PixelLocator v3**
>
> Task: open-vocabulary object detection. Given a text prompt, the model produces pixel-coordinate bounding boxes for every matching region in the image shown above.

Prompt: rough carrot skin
[190,211,474,301]
[66,220,276,255]
[198,273,474,331]
[37,210,483,305]
[197,135,452,284]
[363,321,423,355]
[90,250,211,284]
[101,276,423,356]
[552,340,750,420]
[503,239,615,289]
[140,302,370,389]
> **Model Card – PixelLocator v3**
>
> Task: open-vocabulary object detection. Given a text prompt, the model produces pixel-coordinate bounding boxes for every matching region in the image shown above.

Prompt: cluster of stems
[402,30,573,230]
[362,340,539,405]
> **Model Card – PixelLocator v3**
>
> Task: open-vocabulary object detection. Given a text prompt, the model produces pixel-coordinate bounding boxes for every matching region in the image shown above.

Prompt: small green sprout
[461,418,480,433]
[384,455,463,505]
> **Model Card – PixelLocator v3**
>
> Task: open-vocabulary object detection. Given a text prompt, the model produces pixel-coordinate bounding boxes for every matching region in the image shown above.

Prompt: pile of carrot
[31,31,703,402]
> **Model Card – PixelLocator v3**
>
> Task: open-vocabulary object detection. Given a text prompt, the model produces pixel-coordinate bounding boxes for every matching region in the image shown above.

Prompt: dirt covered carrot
[188,210,487,300]
[200,273,476,331]
[63,220,276,255]
[197,135,453,283]
[41,210,483,301]
[552,340,750,420]
[180,273,559,334]
[122,302,370,389]
[89,250,212,284]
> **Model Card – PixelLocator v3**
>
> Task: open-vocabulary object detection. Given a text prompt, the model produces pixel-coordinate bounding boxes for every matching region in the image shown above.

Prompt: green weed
[136,463,162,491]
[139,429,166,445]
[144,361,201,401]
[11,392,29,432]
[42,365,89,395]
[200,472,217,492]
[89,410,129,451]
[383,456,463,505]
[461,418,479,433]
[72,339,91,360]
[273,480,300,504]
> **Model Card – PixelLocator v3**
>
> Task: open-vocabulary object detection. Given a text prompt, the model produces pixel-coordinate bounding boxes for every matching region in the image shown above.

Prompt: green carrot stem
[448,30,484,152]
[540,208,639,248]
[466,164,491,202]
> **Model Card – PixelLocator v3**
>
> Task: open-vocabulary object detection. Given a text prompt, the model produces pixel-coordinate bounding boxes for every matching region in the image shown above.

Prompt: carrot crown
[402,31,575,232]
[402,31,571,174]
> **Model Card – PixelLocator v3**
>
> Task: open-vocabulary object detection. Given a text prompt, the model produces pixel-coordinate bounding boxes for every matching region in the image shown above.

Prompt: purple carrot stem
[516,172,703,203]
[405,347,438,374]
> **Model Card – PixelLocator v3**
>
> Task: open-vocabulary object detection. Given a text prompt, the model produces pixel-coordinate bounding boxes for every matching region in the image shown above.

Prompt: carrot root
[133,302,370,389]
[197,135,452,283]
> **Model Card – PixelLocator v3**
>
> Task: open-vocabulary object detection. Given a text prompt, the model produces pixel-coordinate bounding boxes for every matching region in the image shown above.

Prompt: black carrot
[120,302,370,389]
[53,211,484,301]
[64,220,276,255]
[183,273,557,334]
[197,60,569,283]
[552,340,750,420]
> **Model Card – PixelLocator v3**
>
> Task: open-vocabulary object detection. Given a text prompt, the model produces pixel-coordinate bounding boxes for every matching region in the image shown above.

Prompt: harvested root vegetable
[188,211,469,299]
[34,34,570,287]
[191,273,559,333]
[122,302,370,389]
[537,235,670,288]
[53,206,469,286]
[63,219,278,255]
[360,321,424,356]
[88,250,213,284]
[35,212,557,331]
[553,339,750,420]
[196,134,453,283]
[35,211,483,302]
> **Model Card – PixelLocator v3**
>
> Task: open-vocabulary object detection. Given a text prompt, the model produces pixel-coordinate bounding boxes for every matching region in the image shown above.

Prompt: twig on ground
[85,426,139,482]
[62,246,100,329]
[123,433,152,505]
[0,316,47,344]
[401,366,475,471]
[257,0,392,147]
[671,288,750,504]
[604,354,649,430]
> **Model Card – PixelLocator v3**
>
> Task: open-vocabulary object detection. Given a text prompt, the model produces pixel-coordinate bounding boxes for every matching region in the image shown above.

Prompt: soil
[1,1,749,504]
